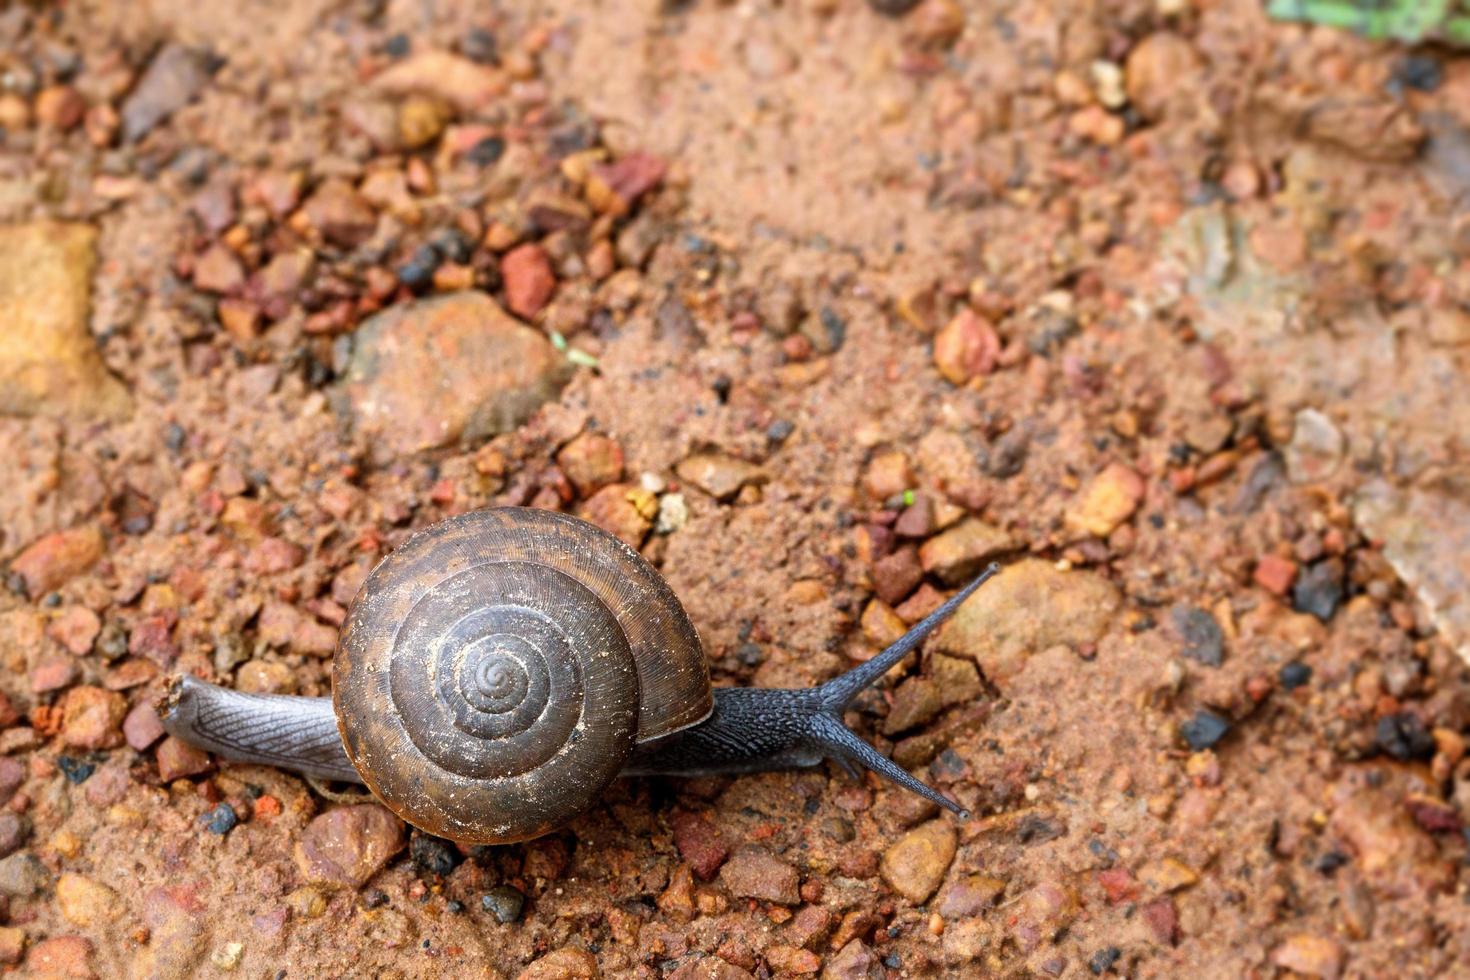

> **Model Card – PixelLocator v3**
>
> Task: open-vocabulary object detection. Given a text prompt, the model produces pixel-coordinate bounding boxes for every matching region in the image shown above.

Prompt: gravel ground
[1,1,1468,977]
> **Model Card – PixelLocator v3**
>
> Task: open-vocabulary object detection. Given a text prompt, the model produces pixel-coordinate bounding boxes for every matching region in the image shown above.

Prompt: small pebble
[1392,54,1441,93]
[1180,710,1230,751]
[410,832,461,877]
[466,136,505,166]
[1171,605,1223,667]
[56,757,95,784]
[1088,946,1121,975]
[202,803,238,835]
[1375,713,1435,761]
[1279,661,1312,690]
[481,885,525,923]
[1292,560,1344,623]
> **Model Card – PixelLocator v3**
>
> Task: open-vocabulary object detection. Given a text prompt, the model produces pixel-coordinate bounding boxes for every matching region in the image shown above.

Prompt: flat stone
[1285,408,1344,483]
[515,947,600,980]
[670,809,728,880]
[122,44,212,142]
[930,654,982,707]
[294,804,406,888]
[123,701,166,750]
[1355,478,1470,666]
[0,814,27,859]
[372,51,506,113]
[56,873,121,928]
[11,526,104,596]
[47,606,100,656]
[918,518,1012,584]
[933,558,1119,691]
[303,180,377,249]
[501,243,556,319]
[0,222,130,420]
[0,852,50,897]
[675,452,768,502]
[557,433,625,497]
[822,940,881,980]
[882,677,942,735]
[936,873,1005,917]
[720,848,800,905]
[933,309,1000,385]
[1271,933,1342,980]
[25,935,94,978]
[1065,462,1145,538]
[1124,32,1201,121]
[30,653,79,693]
[859,598,906,648]
[58,685,126,750]
[1170,604,1224,667]
[0,758,23,806]
[0,926,23,965]
[578,483,653,548]
[872,546,923,605]
[880,819,956,903]
[334,292,569,457]
[156,735,212,781]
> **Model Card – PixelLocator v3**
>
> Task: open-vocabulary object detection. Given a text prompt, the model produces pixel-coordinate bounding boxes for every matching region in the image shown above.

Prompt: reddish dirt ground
[1,1,1469,977]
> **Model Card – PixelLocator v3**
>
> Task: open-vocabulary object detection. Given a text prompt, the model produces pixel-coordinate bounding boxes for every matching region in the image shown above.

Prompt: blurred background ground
[0,0,1469,977]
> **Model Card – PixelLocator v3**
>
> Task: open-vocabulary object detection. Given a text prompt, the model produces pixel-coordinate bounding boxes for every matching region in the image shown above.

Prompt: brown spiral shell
[333,507,712,843]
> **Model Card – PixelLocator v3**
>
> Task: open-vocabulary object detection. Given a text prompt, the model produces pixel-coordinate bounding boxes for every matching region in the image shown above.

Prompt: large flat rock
[332,291,570,457]
[0,222,131,420]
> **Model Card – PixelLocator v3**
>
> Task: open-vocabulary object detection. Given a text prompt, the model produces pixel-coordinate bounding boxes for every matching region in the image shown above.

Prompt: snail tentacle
[624,564,1001,818]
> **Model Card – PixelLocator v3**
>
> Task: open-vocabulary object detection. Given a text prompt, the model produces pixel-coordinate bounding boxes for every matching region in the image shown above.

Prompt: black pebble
[445,900,464,914]
[1375,712,1435,761]
[397,244,441,291]
[1279,661,1312,691]
[481,885,525,924]
[1088,947,1121,975]
[201,803,238,835]
[384,33,411,58]
[57,757,95,784]
[1171,604,1223,667]
[866,0,920,15]
[466,136,506,167]
[461,28,498,65]
[411,832,462,877]
[818,307,846,351]
[1181,710,1230,751]
[766,419,795,444]
[429,227,473,264]
[1393,54,1442,92]
[883,953,902,969]
[1293,560,1344,623]
[362,888,389,908]
[1313,850,1348,876]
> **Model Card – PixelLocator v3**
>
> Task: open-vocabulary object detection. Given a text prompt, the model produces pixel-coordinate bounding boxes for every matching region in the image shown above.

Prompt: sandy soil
[0,0,1468,977]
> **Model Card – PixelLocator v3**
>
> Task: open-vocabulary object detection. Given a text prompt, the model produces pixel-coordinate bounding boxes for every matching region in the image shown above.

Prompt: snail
[160,507,1000,844]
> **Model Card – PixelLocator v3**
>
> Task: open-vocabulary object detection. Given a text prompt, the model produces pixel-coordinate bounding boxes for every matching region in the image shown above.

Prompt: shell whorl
[333,508,711,843]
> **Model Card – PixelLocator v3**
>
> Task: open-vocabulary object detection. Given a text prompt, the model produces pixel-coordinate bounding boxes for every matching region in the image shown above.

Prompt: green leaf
[1267,0,1470,46]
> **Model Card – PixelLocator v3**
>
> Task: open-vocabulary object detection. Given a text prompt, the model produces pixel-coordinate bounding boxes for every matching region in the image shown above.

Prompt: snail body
[163,508,999,844]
